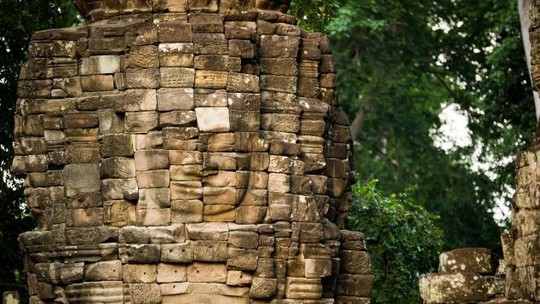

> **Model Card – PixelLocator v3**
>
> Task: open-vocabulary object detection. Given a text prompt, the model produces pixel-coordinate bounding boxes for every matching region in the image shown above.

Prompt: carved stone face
[13,1,372,303]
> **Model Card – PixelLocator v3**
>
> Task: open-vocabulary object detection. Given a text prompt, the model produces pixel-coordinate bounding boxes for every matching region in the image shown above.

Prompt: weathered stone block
[439,248,495,274]
[101,178,138,201]
[63,164,101,192]
[187,262,227,283]
[125,68,160,89]
[138,208,171,226]
[101,157,136,178]
[227,248,258,271]
[161,67,195,87]
[250,277,277,299]
[79,55,121,75]
[123,283,161,304]
[193,240,228,262]
[157,263,187,283]
[137,170,171,188]
[123,264,157,283]
[195,107,230,131]
[101,134,135,157]
[139,188,171,209]
[104,200,137,226]
[158,88,194,111]
[161,242,194,263]
[171,200,204,223]
[195,70,229,89]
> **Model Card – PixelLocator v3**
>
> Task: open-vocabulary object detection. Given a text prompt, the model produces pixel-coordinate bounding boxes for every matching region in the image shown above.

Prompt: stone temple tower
[12,0,373,303]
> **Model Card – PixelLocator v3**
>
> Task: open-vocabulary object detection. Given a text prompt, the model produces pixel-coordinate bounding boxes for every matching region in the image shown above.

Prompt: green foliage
[348,180,444,304]
[0,0,79,297]
[290,0,532,253]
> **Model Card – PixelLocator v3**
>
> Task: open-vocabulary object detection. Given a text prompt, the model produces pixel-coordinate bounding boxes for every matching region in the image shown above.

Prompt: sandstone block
[64,281,124,303]
[157,88,194,111]
[195,107,230,132]
[439,248,495,274]
[171,181,203,200]
[135,150,170,171]
[157,263,187,283]
[193,240,228,262]
[157,23,193,43]
[123,283,161,304]
[113,89,157,112]
[124,111,159,133]
[161,67,195,87]
[161,242,194,263]
[126,45,159,68]
[194,89,228,107]
[81,75,115,91]
[125,68,160,89]
[119,244,161,264]
[227,73,260,93]
[101,178,138,201]
[159,43,195,67]
[250,277,277,299]
[259,35,299,58]
[138,208,171,226]
[187,262,227,283]
[63,164,101,192]
[227,270,253,286]
[305,258,332,278]
[169,150,202,165]
[104,200,137,227]
[79,55,121,75]
[229,39,255,58]
[285,277,322,299]
[419,272,493,303]
[195,70,229,89]
[227,248,258,271]
[101,157,136,178]
[84,260,122,281]
[137,170,170,188]
[139,188,171,209]
[171,200,204,223]
[235,206,267,224]
[123,264,157,283]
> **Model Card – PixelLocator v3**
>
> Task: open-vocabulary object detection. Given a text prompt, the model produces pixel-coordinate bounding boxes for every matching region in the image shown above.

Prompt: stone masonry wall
[11,0,373,303]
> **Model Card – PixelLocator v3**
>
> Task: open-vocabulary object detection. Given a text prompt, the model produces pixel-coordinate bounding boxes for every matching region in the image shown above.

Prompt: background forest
[0,0,535,303]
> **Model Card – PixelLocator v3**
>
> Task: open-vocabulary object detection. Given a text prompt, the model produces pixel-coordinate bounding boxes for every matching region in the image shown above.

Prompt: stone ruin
[10,0,373,303]
[419,2,540,304]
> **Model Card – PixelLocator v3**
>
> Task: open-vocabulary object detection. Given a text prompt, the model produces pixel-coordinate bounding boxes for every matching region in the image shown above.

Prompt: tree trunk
[518,0,540,120]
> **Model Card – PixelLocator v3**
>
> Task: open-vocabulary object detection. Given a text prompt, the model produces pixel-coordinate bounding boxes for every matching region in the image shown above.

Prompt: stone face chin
[14,1,372,303]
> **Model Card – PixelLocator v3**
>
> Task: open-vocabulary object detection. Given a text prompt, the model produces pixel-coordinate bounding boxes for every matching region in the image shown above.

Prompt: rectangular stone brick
[138,208,171,226]
[171,181,203,200]
[259,35,300,58]
[124,111,159,133]
[194,70,228,89]
[126,45,159,68]
[139,188,171,209]
[125,68,160,89]
[137,170,171,188]
[171,200,204,223]
[161,67,195,87]
[159,110,197,127]
[79,55,121,75]
[157,88,194,111]
[157,23,193,43]
[81,75,115,91]
[159,43,194,67]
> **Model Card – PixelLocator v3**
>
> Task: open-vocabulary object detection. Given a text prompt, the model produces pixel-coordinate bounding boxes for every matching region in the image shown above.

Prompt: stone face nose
[72,0,291,22]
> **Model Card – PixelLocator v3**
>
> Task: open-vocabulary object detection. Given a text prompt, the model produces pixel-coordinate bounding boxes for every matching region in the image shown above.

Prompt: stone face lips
[14,1,371,303]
